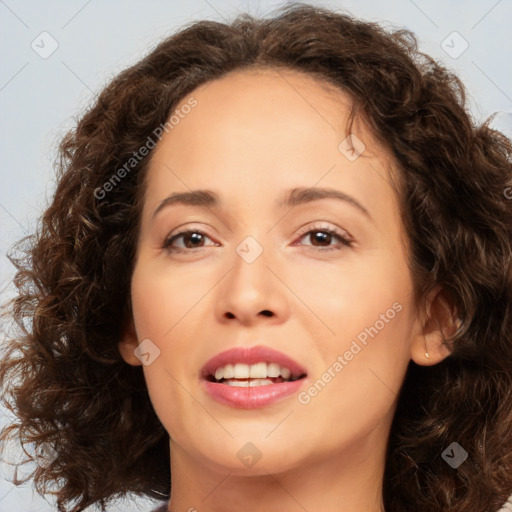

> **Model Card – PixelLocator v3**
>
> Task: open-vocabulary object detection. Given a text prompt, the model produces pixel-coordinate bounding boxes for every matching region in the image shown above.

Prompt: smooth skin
[119,67,456,512]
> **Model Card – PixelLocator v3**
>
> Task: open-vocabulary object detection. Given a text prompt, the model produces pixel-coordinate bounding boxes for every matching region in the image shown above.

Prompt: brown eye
[163,230,216,252]
[296,228,352,250]
[307,231,334,247]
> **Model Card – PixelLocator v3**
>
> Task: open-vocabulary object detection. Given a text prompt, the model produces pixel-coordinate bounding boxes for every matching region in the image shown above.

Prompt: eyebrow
[152,187,373,222]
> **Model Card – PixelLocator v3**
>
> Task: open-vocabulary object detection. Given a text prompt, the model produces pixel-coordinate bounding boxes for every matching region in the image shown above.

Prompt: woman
[1,3,511,511]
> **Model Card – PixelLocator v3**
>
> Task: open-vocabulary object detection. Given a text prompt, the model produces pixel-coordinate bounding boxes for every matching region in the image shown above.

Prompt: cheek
[130,258,201,337]
[129,262,206,435]
[296,303,413,451]
[290,252,412,355]
[319,288,413,402]
[296,253,414,424]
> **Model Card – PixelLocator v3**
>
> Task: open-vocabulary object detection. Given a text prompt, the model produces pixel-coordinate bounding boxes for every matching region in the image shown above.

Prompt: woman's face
[120,68,431,476]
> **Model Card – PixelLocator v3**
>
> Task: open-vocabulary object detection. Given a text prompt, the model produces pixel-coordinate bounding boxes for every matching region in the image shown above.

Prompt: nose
[214,239,290,326]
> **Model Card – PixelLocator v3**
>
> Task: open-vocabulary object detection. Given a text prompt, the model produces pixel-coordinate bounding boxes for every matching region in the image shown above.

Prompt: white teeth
[213,362,294,381]
[233,363,250,378]
[250,378,273,387]
[225,379,249,387]
[225,378,274,387]
[280,367,291,380]
[249,362,267,378]
[267,363,281,378]
[223,364,234,379]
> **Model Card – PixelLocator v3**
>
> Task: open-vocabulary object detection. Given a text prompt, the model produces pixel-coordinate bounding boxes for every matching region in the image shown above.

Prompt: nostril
[225,312,235,319]
[260,310,273,317]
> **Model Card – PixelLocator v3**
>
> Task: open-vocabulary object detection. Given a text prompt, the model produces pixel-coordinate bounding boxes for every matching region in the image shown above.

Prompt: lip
[200,345,308,409]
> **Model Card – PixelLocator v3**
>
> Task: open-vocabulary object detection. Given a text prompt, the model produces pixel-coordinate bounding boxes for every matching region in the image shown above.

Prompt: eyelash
[294,223,353,251]
[162,223,353,254]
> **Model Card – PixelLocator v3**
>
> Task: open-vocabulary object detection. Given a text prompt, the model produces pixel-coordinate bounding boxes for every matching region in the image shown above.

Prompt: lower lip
[202,379,306,409]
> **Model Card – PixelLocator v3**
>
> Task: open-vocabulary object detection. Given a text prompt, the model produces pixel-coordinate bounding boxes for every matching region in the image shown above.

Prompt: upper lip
[201,345,308,380]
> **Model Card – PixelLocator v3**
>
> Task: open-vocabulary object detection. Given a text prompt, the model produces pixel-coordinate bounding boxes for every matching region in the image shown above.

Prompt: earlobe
[410,285,459,366]
[118,316,142,366]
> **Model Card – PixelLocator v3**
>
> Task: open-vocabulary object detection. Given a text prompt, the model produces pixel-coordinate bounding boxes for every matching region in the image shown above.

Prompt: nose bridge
[215,230,288,324]
[230,232,272,301]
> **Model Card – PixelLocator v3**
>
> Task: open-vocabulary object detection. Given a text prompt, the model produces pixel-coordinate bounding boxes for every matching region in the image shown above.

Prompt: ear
[118,316,142,366]
[410,284,460,366]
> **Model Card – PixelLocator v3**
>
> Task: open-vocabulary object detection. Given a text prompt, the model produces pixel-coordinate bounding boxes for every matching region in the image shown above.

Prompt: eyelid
[162,221,354,253]
[294,221,353,241]
[164,223,213,240]
[162,225,217,249]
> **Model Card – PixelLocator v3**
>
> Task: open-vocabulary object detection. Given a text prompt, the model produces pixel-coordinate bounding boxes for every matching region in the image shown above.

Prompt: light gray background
[1,0,511,510]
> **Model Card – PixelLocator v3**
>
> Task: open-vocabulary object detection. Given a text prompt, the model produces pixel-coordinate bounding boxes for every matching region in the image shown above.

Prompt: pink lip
[200,345,308,409]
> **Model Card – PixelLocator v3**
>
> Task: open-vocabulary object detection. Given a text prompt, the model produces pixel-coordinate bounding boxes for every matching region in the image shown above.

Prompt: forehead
[195,66,350,107]
[178,66,355,137]
[149,66,390,172]
[144,66,399,218]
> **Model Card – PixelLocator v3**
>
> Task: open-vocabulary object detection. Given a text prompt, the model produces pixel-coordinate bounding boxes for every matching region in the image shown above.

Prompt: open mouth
[200,345,308,407]
[206,362,307,387]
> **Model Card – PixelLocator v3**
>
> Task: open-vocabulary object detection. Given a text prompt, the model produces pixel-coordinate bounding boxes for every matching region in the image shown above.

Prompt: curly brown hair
[1,3,512,511]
